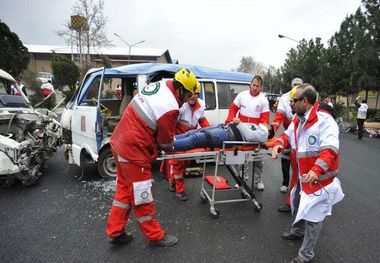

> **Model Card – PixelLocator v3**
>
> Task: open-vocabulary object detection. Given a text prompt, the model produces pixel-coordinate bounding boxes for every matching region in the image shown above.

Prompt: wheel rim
[104,155,117,178]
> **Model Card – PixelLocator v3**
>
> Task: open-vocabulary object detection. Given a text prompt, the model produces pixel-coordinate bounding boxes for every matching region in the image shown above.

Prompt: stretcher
[161,141,270,218]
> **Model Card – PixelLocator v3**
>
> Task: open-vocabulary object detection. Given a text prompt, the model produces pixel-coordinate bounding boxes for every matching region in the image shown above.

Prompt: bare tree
[57,0,112,65]
[235,56,266,76]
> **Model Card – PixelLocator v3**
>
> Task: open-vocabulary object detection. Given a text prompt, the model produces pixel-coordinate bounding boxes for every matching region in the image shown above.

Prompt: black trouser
[281,157,291,186]
[357,119,365,139]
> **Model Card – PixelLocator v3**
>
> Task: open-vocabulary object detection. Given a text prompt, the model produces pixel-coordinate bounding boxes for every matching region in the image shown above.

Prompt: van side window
[217,82,229,109]
[203,82,216,110]
[217,82,249,109]
[81,77,101,106]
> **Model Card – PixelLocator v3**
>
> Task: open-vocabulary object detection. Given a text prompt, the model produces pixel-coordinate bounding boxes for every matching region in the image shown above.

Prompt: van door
[198,79,219,125]
[71,69,105,165]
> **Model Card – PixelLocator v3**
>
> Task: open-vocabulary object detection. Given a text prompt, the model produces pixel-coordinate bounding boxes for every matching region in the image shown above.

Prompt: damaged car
[0,69,62,186]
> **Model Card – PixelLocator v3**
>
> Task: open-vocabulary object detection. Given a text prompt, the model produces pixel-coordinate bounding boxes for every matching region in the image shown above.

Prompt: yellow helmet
[174,68,199,94]
[195,81,201,94]
[289,85,298,101]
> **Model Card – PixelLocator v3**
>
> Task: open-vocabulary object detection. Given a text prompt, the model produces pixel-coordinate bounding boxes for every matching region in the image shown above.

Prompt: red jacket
[110,80,181,168]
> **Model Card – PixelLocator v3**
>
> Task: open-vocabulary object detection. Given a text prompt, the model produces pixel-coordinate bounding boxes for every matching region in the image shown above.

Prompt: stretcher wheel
[254,202,263,212]
[210,210,220,219]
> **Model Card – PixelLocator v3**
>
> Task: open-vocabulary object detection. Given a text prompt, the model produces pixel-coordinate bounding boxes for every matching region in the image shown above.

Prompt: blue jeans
[174,125,230,151]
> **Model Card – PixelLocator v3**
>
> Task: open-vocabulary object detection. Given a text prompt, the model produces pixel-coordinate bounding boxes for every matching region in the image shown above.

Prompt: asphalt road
[1,132,380,263]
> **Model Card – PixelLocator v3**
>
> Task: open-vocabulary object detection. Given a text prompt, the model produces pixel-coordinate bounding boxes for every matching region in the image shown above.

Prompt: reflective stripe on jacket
[110,80,180,168]
[176,98,210,134]
[225,90,270,125]
[272,91,293,132]
[274,103,339,194]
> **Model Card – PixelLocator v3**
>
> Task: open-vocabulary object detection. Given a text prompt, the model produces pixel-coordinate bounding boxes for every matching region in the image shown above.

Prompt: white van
[60,63,252,179]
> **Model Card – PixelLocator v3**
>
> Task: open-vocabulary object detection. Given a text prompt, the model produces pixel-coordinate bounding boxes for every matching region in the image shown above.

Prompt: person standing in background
[168,89,210,201]
[354,96,368,140]
[40,80,55,109]
[272,77,303,199]
[225,75,269,190]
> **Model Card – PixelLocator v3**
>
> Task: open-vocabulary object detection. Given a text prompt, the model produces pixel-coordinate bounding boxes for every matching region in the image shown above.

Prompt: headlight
[4,147,18,163]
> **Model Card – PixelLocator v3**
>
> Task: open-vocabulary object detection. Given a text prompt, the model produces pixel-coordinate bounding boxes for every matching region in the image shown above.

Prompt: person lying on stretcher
[173,118,274,151]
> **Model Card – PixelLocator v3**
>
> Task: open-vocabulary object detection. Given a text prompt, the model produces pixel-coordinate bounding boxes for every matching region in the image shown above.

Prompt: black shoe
[176,192,188,201]
[290,256,312,263]
[168,183,176,192]
[278,203,291,213]
[150,234,178,247]
[281,232,304,240]
[108,232,134,245]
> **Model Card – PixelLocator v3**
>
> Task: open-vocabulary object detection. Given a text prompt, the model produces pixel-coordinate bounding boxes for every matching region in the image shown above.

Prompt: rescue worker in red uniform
[225,75,269,190]
[106,68,199,247]
[272,84,344,263]
[40,80,55,109]
[168,89,210,201]
[272,77,303,212]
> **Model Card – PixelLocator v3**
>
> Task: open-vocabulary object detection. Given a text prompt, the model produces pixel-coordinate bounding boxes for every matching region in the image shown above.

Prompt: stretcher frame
[161,141,266,218]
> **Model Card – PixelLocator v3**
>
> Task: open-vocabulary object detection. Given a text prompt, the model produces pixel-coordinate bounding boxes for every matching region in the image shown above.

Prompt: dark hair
[318,102,336,119]
[251,75,263,86]
[173,79,182,89]
[298,83,317,104]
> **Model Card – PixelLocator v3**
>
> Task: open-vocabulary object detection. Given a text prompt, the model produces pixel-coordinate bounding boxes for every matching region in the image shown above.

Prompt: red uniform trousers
[106,154,165,241]
[168,160,190,194]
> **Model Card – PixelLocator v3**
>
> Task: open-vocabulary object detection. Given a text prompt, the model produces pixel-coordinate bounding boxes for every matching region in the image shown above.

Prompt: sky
[0,0,363,71]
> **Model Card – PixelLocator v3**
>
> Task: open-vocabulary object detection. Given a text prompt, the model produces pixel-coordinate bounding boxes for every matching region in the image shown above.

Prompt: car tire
[98,147,117,180]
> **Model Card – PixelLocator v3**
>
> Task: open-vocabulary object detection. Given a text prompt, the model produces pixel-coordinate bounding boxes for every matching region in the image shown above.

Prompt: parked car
[0,69,62,186]
[60,63,252,179]
[36,72,53,83]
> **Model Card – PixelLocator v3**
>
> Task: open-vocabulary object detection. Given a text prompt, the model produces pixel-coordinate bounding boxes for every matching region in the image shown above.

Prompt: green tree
[263,66,277,93]
[324,13,363,118]
[51,54,80,92]
[362,0,380,108]
[281,38,326,92]
[0,21,29,77]
[100,55,112,68]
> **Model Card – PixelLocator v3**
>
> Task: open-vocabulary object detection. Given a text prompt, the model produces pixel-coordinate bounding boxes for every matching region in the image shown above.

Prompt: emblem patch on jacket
[141,191,149,200]
[141,82,160,95]
[308,135,317,145]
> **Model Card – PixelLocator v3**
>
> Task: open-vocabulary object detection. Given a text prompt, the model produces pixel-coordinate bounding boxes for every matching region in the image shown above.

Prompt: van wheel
[98,147,117,180]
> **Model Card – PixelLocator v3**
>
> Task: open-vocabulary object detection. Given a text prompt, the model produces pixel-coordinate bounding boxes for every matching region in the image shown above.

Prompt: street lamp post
[278,34,300,44]
[114,33,145,64]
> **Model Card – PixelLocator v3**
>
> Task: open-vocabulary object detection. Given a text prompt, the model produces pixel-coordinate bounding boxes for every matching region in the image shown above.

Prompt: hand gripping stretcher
[161,141,268,218]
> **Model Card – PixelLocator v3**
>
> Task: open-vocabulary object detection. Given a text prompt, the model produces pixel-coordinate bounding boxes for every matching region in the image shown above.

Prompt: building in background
[26,44,173,74]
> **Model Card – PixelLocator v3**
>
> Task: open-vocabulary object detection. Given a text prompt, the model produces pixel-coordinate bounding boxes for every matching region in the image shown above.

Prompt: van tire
[98,147,117,180]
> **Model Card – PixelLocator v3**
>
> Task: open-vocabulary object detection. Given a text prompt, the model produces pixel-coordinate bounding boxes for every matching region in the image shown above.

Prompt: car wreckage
[0,69,62,186]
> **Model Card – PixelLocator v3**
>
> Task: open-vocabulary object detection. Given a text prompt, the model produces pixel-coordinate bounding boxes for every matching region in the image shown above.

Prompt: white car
[36,71,53,83]
[0,69,62,186]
